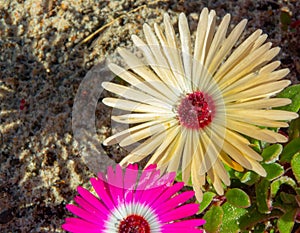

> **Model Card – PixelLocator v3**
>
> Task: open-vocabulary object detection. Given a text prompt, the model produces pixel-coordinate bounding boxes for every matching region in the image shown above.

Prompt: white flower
[102,8,298,201]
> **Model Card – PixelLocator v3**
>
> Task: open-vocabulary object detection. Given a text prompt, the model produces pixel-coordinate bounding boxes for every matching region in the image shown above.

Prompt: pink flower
[62,164,205,233]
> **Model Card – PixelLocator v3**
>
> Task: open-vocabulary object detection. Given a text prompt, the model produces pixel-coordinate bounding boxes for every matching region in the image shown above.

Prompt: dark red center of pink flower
[177,91,214,130]
[118,215,150,233]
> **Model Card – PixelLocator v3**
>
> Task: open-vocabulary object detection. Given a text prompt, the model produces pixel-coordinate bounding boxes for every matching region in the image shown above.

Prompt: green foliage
[203,205,223,233]
[198,191,216,214]
[291,153,300,183]
[276,84,300,112]
[261,144,282,163]
[200,141,300,233]
[277,208,297,233]
[225,188,251,208]
[280,138,300,162]
[219,202,248,233]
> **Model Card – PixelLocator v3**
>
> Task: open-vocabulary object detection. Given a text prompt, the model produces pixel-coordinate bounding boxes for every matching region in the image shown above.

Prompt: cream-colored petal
[161,14,188,91]
[227,115,289,128]
[219,43,277,88]
[191,164,206,201]
[198,128,224,175]
[228,109,298,121]
[103,120,164,146]
[179,13,193,91]
[213,159,230,186]
[102,98,172,113]
[213,29,262,82]
[120,119,177,147]
[219,151,244,172]
[222,139,253,170]
[136,27,181,92]
[207,167,224,195]
[226,98,292,109]
[193,9,216,90]
[158,127,187,172]
[181,129,193,184]
[108,63,174,104]
[112,113,175,124]
[252,33,268,51]
[120,132,165,166]
[102,82,172,109]
[224,80,291,103]
[222,68,289,95]
[117,48,179,100]
[247,159,267,177]
[146,126,181,165]
[204,13,231,71]
[259,61,281,74]
[208,19,247,75]
[226,119,288,143]
[225,129,262,161]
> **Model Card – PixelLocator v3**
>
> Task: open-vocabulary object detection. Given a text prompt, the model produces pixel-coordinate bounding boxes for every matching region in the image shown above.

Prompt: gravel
[0,0,299,232]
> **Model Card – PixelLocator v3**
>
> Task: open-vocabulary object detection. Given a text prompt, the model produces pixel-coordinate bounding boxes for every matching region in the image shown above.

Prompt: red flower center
[118,214,150,233]
[177,91,214,130]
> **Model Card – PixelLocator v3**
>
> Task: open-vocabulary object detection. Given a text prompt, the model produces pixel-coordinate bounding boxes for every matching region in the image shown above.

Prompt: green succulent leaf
[262,163,284,181]
[256,179,271,214]
[219,202,248,233]
[198,191,216,214]
[239,206,282,231]
[291,153,300,183]
[225,188,251,208]
[234,170,260,186]
[280,10,292,27]
[261,144,282,163]
[280,192,296,204]
[276,84,300,112]
[203,205,223,233]
[280,138,300,162]
[277,208,297,233]
[288,117,300,139]
[271,176,297,197]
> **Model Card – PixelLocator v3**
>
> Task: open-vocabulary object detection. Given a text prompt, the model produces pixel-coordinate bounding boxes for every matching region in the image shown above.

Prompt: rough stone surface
[0,0,299,232]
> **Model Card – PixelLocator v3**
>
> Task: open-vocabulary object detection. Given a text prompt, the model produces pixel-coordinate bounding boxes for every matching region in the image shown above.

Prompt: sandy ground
[0,0,299,232]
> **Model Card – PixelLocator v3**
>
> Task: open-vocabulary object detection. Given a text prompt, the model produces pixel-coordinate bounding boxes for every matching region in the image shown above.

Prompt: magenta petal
[123,164,138,203]
[90,177,115,210]
[151,182,184,208]
[107,165,124,205]
[159,203,200,222]
[66,204,102,225]
[63,164,206,233]
[162,219,205,232]
[76,187,109,216]
[156,191,196,215]
[74,196,107,220]
[62,217,101,233]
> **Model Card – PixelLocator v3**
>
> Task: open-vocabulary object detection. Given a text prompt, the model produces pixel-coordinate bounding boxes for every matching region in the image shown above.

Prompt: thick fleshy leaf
[271,176,297,197]
[276,84,300,112]
[291,152,300,183]
[238,171,260,185]
[219,202,248,233]
[262,163,284,181]
[280,192,296,204]
[225,188,251,208]
[277,208,297,233]
[239,206,282,230]
[203,205,223,233]
[261,144,283,163]
[255,179,271,214]
[289,117,300,140]
[280,138,300,162]
[198,191,216,213]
